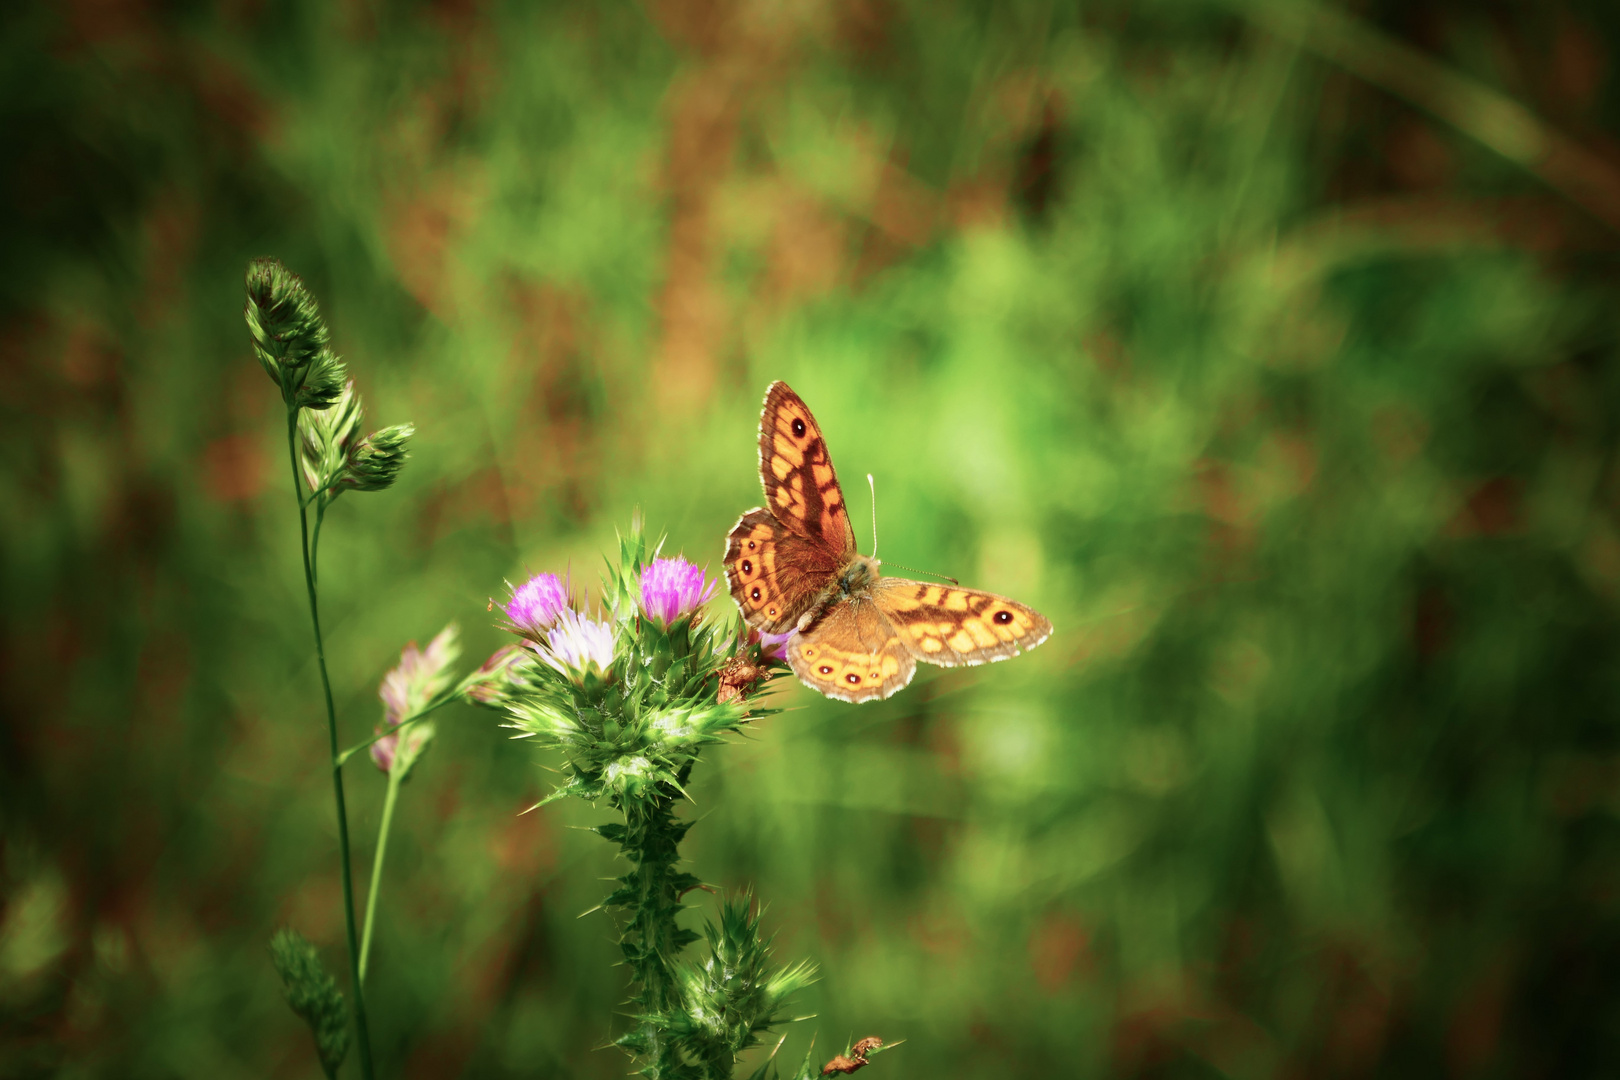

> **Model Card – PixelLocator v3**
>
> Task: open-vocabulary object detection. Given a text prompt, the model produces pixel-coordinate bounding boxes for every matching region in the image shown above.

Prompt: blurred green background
[6,0,1620,1076]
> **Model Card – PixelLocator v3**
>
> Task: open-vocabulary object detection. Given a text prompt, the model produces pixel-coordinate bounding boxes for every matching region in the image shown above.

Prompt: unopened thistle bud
[342,423,414,492]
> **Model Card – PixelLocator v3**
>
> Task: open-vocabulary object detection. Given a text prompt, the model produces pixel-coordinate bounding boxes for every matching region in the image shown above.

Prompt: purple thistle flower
[503,572,571,639]
[755,629,796,663]
[638,556,717,629]
[539,608,616,684]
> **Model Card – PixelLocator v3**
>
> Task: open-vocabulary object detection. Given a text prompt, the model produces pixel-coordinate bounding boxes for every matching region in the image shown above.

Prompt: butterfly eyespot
[803,646,816,657]
[741,559,752,573]
[750,587,761,601]
[818,665,833,675]
[748,540,756,550]
[869,672,879,679]
[845,673,861,684]
[994,611,1013,624]
[791,418,806,437]
[768,606,777,616]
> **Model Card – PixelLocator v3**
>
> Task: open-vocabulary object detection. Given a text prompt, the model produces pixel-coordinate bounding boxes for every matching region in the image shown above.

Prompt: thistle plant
[247,261,890,1075]
[490,525,894,1079]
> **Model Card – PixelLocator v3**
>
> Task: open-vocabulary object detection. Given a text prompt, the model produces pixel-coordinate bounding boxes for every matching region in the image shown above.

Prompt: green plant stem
[336,696,455,766]
[359,763,404,984]
[311,501,327,584]
[620,788,689,1075]
[287,411,376,1080]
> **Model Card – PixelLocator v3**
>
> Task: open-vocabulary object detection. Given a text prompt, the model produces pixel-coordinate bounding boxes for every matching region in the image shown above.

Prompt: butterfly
[724,381,1053,703]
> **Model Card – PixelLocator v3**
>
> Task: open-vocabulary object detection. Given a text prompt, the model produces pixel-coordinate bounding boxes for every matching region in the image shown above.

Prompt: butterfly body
[725,382,1052,703]
[800,554,882,630]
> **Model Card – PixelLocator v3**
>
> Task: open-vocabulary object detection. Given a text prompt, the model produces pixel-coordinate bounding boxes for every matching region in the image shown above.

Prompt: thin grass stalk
[359,763,403,984]
[286,410,376,1080]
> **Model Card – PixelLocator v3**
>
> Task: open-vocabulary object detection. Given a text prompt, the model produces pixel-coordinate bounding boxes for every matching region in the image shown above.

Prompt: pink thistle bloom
[539,608,616,685]
[638,556,717,629]
[503,572,571,639]
[755,629,796,663]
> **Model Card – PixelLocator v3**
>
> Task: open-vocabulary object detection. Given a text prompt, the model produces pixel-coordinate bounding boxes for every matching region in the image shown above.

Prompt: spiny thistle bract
[666,896,818,1077]
[495,522,834,1078]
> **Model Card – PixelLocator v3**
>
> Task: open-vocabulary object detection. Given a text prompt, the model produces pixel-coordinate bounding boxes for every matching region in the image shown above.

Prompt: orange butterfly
[725,382,1052,702]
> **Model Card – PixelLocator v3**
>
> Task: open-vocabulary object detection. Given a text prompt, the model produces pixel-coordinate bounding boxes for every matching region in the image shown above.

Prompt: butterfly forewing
[874,578,1053,666]
[725,508,844,634]
[757,382,858,557]
[785,599,915,703]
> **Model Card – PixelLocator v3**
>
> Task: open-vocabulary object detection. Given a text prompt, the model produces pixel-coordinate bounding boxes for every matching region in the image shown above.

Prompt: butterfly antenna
[867,473,878,559]
[866,473,957,583]
[882,562,960,586]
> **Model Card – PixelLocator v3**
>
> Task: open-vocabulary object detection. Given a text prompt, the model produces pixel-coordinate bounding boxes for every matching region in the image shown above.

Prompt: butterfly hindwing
[787,598,916,703]
[757,382,857,558]
[874,578,1053,666]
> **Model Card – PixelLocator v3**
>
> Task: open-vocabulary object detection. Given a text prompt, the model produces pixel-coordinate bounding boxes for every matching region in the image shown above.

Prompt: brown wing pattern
[757,382,857,558]
[725,508,844,634]
[873,578,1053,666]
[727,380,1052,704]
[786,598,915,703]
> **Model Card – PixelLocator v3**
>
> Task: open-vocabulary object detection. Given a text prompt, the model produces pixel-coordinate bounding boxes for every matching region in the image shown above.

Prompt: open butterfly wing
[874,578,1053,666]
[725,508,845,634]
[756,382,858,558]
[785,597,916,703]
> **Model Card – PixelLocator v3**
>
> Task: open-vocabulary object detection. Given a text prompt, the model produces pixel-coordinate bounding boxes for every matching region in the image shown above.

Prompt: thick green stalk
[359,763,403,984]
[621,789,689,1076]
[287,411,376,1080]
